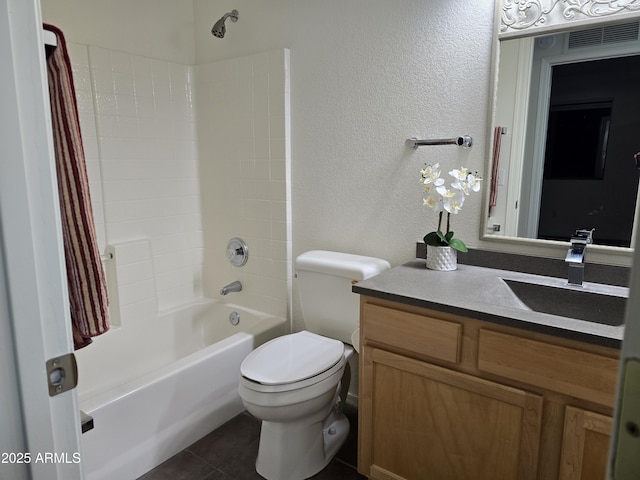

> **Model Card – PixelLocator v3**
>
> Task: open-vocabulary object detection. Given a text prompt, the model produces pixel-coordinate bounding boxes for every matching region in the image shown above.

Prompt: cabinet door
[559,406,612,480]
[359,347,543,480]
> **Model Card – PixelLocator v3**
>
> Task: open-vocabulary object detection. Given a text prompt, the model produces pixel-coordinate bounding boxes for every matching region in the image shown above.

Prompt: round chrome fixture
[229,311,240,326]
[226,237,248,267]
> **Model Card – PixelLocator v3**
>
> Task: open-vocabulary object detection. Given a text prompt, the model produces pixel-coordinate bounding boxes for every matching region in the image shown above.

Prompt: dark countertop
[353,259,626,349]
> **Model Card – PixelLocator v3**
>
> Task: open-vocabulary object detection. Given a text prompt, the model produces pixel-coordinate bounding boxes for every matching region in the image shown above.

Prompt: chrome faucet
[220,280,242,295]
[565,228,594,286]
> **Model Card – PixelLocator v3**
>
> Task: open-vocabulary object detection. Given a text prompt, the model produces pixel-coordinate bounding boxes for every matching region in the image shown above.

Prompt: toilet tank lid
[295,250,390,281]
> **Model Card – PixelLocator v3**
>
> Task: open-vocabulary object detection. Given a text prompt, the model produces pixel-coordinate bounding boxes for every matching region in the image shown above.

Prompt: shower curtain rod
[43,28,57,47]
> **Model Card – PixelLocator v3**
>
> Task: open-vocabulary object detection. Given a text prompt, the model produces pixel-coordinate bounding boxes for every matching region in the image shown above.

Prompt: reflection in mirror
[488,20,640,248]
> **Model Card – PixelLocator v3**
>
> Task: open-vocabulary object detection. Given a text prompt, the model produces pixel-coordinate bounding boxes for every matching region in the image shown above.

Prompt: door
[0,0,82,479]
[560,406,612,480]
[363,347,543,480]
[609,219,640,478]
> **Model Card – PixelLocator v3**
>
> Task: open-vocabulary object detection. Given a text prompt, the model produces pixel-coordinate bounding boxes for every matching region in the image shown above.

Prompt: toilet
[238,250,390,480]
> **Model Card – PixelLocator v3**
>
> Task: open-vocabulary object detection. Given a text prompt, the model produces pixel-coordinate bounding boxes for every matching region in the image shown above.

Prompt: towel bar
[406,135,473,149]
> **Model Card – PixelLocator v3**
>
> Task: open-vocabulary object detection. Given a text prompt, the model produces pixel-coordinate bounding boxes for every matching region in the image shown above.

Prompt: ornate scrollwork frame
[500,0,640,38]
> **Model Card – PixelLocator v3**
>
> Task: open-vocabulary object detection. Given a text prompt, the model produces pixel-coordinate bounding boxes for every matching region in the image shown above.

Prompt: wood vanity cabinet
[357,296,620,480]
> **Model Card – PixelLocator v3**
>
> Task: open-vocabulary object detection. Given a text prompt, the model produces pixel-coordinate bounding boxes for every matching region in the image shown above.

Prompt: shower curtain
[44,24,109,349]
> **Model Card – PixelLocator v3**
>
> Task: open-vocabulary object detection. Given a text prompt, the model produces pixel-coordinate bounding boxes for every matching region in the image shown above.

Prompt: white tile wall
[68,43,106,251]
[70,43,203,319]
[196,49,291,318]
[69,44,289,327]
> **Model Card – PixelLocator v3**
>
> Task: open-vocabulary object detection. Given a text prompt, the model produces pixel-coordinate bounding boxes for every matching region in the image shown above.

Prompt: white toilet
[238,250,390,480]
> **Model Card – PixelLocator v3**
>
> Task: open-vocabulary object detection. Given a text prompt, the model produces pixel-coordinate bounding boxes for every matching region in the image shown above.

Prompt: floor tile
[187,413,261,468]
[139,406,366,480]
[138,450,215,480]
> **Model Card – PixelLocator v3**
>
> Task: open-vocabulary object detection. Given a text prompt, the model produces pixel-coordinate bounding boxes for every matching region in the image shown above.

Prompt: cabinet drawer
[362,303,461,364]
[478,329,619,407]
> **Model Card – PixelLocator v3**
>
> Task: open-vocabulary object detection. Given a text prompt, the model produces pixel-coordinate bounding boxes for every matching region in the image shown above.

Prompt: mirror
[484,1,640,251]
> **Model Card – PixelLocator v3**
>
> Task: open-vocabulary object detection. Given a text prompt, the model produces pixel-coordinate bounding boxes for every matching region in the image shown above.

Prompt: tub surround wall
[54,23,291,433]
[196,50,291,319]
[64,40,290,332]
[70,43,203,313]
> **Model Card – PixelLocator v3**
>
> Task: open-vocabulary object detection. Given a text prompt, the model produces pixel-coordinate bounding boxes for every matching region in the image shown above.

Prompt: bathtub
[77,300,287,480]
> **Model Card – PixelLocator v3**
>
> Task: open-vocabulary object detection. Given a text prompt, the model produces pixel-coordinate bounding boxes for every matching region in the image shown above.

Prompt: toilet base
[255,410,349,480]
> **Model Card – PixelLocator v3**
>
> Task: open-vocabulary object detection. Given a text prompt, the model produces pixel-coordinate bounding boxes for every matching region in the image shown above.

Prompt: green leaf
[436,230,448,244]
[445,230,454,242]
[424,231,446,247]
[448,238,468,253]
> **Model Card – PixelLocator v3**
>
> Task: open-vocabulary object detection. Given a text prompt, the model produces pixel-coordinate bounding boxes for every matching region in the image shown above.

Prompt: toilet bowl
[237,251,390,480]
[239,331,354,480]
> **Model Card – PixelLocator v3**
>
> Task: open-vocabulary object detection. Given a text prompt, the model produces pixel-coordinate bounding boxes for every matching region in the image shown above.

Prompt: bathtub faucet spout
[220,281,242,295]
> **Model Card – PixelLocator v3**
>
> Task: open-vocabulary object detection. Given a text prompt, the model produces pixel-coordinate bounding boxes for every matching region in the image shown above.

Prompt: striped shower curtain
[44,24,109,349]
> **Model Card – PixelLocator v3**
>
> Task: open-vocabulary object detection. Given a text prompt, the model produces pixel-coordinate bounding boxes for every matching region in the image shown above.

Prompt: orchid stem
[437,211,443,232]
[446,213,451,234]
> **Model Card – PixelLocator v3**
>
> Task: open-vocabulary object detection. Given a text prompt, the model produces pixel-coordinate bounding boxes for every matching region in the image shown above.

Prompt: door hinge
[46,352,78,397]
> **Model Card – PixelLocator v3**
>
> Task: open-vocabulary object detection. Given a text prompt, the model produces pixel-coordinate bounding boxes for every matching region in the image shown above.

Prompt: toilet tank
[295,251,391,344]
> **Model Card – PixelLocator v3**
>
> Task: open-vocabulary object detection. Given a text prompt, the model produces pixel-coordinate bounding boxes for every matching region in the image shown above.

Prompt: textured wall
[41,0,195,64]
[194,0,495,268]
[193,0,496,329]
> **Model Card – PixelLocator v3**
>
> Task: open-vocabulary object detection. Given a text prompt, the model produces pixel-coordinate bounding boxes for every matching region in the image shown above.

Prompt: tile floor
[138,405,366,480]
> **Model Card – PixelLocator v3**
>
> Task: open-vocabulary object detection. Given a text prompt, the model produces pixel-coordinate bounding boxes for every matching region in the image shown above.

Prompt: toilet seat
[241,331,345,393]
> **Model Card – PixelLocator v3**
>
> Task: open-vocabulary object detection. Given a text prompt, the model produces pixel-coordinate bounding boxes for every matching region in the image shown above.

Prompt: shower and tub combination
[67,6,294,477]
[78,299,286,480]
[76,235,288,479]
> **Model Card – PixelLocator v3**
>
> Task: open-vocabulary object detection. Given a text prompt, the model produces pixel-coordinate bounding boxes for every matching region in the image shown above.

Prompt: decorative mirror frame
[481,1,640,262]
[501,1,640,39]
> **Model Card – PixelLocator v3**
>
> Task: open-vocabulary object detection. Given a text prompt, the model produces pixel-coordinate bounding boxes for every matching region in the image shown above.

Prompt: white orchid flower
[449,167,469,181]
[420,164,481,253]
[443,191,465,215]
[420,163,442,185]
[452,179,470,195]
[467,174,482,192]
[436,185,455,199]
[423,190,443,212]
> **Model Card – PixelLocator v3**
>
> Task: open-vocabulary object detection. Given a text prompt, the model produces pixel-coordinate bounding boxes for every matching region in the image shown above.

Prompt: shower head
[211,9,239,38]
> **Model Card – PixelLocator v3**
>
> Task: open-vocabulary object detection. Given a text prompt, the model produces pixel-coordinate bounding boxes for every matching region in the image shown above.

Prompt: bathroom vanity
[353,260,625,480]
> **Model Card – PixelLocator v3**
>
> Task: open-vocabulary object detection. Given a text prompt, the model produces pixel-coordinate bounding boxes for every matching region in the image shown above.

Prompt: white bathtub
[77,300,287,480]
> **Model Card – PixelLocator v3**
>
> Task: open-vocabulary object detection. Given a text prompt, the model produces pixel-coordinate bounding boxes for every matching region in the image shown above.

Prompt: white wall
[193,0,496,329]
[41,0,195,64]
[194,0,495,267]
[42,0,499,331]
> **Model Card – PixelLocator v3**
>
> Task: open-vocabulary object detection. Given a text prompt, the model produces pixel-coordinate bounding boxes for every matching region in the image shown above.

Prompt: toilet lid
[241,331,345,385]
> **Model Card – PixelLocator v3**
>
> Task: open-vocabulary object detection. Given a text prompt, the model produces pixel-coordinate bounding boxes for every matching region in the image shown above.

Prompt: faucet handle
[571,228,595,245]
[566,228,594,264]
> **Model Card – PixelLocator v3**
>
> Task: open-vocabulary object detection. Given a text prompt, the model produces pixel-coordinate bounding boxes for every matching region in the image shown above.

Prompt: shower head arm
[224,9,239,23]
